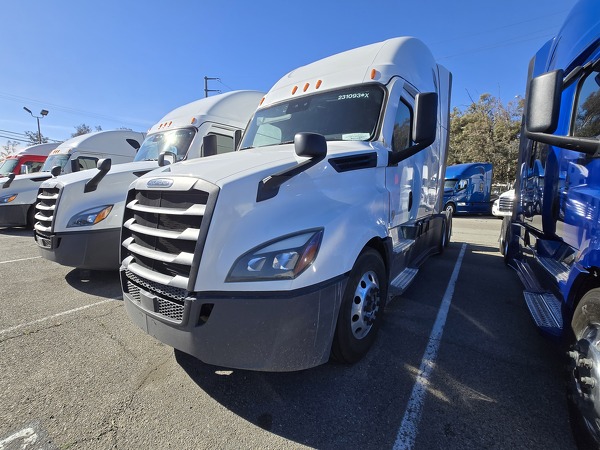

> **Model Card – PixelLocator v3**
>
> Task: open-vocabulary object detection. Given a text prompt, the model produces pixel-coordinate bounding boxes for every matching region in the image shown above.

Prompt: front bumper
[35,227,121,270]
[121,269,348,372]
[0,203,30,227]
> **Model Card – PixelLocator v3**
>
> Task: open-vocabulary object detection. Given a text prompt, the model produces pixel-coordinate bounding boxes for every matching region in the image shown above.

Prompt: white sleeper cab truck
[0,143,58,176]
[121,37,452,371]
[34,91,263,270]
[0,130,144,228]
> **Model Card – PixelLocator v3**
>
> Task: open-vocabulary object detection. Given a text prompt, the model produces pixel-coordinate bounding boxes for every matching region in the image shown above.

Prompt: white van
[0,130,144,227]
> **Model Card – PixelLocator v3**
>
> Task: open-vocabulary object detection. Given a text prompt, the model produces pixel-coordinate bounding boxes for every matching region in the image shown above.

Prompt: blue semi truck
[443,162,493,214]
[501,0,600,445]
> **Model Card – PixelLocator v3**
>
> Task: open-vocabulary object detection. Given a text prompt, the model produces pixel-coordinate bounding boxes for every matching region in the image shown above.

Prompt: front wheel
[567,288,600,448]
[444,203,455,215]
[331,249,387,363]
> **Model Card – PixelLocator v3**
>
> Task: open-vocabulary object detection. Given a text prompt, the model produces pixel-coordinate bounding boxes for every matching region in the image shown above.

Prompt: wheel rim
[350,270,381,340]
[445,204,453,214]
[570,324,600,440]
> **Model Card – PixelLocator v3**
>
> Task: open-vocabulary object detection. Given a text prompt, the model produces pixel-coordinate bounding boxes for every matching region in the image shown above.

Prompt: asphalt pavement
[0,218,578,449]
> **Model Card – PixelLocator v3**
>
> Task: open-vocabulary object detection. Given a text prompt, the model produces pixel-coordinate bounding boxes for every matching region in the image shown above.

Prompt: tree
[448,94,523,185]
[71,123,102,137]
[1,140,20,162]
[24,130,49,144]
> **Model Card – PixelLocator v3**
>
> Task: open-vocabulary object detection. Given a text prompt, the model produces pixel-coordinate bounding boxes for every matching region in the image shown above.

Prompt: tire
[437,216,451,254]
[444,215,452,248]
[26,205,36,229]
[567,288,600,448]
[331,249,387,363]
[445,203,455,215]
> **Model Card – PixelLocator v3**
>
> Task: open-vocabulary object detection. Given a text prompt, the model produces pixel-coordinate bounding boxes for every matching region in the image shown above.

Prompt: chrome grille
[34,186,60,241]
[498,197,513,212]
[121,181,218,293]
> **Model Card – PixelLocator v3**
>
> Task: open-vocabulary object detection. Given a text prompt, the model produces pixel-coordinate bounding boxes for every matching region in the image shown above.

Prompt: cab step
[390,267,419,295]
[523,291,563,337]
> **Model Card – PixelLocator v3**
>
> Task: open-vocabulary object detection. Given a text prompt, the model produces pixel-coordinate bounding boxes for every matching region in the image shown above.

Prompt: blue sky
[0,0,577,144]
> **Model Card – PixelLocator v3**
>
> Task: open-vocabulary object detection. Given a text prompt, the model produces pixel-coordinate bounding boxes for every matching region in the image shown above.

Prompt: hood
[0,171,54,192]
[40,160,158,189]
[139,140,379,187]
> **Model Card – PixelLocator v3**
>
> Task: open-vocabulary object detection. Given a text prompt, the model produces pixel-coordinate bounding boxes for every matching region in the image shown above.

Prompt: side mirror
[525,69,600,155]
[294,132,327,158]
[388,92,438,166]
[525,69,563,134]
[51,166,62,177]
[256,132,327,202]
[158,151,176,167]
[234,130,242,150]
[203,134,218,157]
[84,158,112,193]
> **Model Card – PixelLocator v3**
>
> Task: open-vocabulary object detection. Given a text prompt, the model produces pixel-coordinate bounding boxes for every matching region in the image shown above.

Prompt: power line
[0,91,151,128]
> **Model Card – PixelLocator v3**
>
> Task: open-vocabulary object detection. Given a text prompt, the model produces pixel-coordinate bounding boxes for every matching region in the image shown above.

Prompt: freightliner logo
[147,178,174,188]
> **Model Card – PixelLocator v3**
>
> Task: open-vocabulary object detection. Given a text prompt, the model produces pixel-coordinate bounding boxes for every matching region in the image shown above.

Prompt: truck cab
[0,130,144,228]
[33,91,263,270]
[443,162,493,214]
[120,37,452,372]
[502,0,600,445]
[0,143,57,176]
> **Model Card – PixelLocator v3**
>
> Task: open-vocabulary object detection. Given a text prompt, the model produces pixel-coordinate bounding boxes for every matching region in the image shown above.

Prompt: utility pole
[204,76,221,98]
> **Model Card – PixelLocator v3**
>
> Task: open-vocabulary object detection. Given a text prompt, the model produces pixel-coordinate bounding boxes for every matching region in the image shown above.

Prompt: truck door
[385,87,441,228]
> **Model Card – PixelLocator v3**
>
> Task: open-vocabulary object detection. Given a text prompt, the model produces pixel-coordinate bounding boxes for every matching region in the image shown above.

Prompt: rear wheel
[445,203,455,215]
[567,288,600,448]
[331,249,387,363]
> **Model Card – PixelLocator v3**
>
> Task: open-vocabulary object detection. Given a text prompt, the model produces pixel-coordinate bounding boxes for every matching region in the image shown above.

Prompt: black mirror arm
[387,141,431,166]
[525,131,600,157]
[2,173,15,189]
[84,159,111,193]
[257,154,325,202]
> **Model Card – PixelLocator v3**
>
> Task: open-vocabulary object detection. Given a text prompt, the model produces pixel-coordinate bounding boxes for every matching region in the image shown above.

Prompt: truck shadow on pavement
[173,241,577,450]
[64,268,123,300]
[0,227,33,237]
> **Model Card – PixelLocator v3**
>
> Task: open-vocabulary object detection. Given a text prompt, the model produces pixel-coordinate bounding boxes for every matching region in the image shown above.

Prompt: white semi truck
[121,37,452,371]
[0,130,144,228]
[34,91,264,270]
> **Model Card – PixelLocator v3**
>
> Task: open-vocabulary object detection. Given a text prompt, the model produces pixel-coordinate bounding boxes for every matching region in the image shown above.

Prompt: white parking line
[0,299,116,336]
[0,256,41,264]
[393,243,467,450]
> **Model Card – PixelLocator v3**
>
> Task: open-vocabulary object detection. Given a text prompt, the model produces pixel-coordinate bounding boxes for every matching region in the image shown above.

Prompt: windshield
[41,154,70,172]
[444,179,457,190]
[0,158,18,176]
[134,128,196,162]
[240,84,385,149]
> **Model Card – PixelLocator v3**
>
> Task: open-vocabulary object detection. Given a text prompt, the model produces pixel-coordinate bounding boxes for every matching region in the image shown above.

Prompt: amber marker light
[292,86,298,94]
[303,83,310,92]
[260,97,265,105]
[316,80,322,89]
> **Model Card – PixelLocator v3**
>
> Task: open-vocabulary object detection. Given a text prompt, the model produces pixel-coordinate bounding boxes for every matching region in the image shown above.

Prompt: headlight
[0,194,17,204]
[67,205,113,227]
[226,229,323,282]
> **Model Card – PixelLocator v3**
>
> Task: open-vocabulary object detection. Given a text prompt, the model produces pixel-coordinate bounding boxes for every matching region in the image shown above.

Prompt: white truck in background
[121,37,452,371]
[0,130,144,228]
[0,143,58,176]
[34,91,264,270]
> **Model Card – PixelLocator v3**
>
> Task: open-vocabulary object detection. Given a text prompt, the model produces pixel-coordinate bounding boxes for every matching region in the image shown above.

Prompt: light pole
[23,107,49,144]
